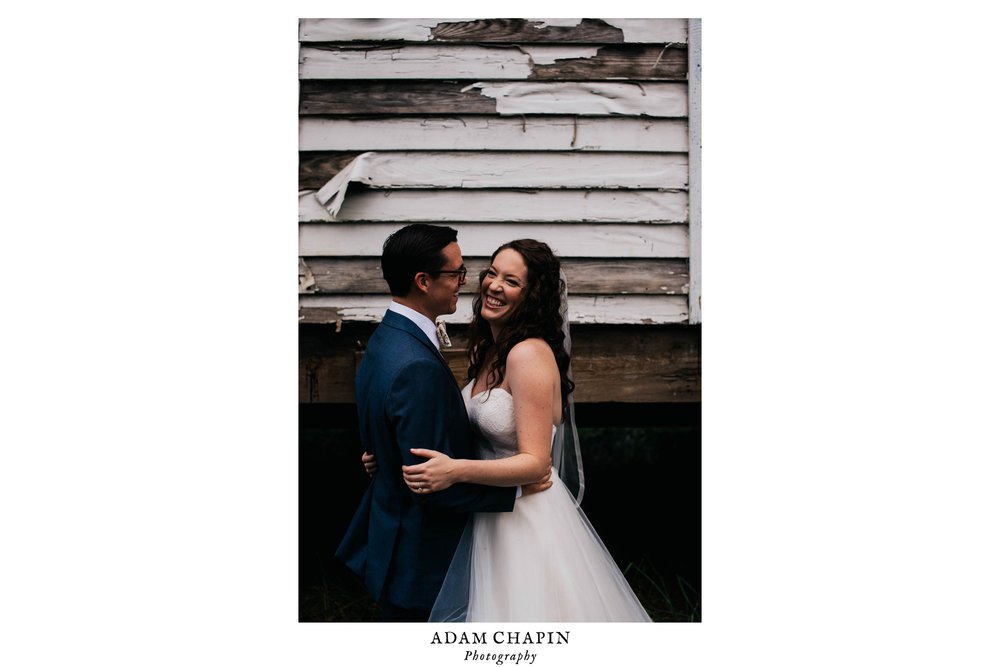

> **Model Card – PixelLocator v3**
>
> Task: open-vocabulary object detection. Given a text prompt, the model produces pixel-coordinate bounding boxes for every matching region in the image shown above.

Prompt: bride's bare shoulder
[507,338,556,368]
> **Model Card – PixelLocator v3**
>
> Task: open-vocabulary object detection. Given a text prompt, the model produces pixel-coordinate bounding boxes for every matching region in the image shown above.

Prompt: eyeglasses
[425,265,467,281]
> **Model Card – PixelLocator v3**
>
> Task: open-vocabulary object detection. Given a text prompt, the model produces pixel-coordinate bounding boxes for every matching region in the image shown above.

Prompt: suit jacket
[336,310,516,611]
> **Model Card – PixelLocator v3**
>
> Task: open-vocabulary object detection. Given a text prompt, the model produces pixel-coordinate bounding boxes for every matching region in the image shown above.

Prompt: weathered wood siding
[298,18,700,403]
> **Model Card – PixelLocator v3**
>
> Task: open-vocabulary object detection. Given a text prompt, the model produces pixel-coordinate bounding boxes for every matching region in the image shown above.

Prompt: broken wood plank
[299,294,689,325]
[298,18,688,44]
[299,222,690,258]
[299,44,687,80]
[300,151,688,191]
[528,44,687,80]
[299,188,688,223]
[299,257,690,295]
[298,80,687,117]
[299,80,496,115]
[298,117,689,153]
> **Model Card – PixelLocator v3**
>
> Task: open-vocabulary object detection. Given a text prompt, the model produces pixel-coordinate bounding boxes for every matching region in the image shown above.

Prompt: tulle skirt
[430,474,652,622]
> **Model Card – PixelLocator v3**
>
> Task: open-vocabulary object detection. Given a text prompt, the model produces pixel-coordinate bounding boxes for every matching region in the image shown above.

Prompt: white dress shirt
[388,300,440,350]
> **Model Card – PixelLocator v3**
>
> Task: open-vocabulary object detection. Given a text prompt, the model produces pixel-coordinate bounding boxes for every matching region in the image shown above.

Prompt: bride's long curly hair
[467,239,575,419]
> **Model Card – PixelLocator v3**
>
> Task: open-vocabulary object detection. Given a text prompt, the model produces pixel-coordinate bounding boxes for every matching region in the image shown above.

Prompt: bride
[397,239,651,622]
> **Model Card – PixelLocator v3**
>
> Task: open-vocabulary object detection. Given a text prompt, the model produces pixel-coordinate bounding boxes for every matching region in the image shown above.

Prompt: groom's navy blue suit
[336,310,516,612]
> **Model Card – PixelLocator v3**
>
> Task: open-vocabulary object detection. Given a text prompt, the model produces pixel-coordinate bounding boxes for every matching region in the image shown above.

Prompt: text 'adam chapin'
[431,631,570,645]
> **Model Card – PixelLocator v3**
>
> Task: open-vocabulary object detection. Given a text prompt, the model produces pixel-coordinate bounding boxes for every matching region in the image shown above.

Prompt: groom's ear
[412,272,431,295]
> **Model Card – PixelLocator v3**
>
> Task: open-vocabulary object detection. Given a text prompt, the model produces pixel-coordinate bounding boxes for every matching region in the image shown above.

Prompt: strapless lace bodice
[462,382,519,460]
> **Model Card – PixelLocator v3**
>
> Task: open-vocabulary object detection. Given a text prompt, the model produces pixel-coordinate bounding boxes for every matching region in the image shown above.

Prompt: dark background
[299,402,701,622]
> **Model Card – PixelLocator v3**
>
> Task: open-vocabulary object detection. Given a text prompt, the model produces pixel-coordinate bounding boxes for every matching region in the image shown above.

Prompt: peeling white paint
[519,45,601,65]
[302,188,688,223]
[461,81,687,116]
[298,258,316,293]
[530,18,585,28]
[300,45,534,79]
[299,223,690,259]
[314,152,377,218]
[299,18,472,42]
[300,190,333,222]
[300,116,688,152]
[314,151,688,191]
[601,19,688,43]
[300,294,688,325]
[300,18,432,41]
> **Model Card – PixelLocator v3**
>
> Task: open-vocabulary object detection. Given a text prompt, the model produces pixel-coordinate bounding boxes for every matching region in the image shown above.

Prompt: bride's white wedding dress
[429,382,652,622]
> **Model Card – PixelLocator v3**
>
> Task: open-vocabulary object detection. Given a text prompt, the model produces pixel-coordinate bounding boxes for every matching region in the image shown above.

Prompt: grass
[623,555,701,622]
[300,571,379,622]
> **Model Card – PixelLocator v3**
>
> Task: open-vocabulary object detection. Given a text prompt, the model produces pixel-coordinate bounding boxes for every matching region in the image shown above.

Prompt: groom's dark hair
[381,224,459,297]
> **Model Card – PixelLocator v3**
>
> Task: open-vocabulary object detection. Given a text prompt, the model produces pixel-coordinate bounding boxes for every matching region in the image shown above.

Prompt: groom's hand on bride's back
[521,466,554,496]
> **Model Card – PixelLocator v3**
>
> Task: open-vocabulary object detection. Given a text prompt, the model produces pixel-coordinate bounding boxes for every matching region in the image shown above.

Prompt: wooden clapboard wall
[299,18,701,404]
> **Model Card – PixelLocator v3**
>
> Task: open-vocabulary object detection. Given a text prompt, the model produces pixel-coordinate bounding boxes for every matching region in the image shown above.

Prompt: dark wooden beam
[300,323,700,404]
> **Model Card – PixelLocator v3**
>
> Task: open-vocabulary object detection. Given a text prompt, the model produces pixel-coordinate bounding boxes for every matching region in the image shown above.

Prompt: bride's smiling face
[480,248,528,326]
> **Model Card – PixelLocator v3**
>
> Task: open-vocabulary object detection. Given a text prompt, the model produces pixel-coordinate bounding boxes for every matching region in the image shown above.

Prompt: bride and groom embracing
[336,223,651,622]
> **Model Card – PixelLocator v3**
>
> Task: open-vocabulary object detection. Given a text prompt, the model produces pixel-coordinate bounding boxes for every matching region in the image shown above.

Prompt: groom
[336,223,549,621]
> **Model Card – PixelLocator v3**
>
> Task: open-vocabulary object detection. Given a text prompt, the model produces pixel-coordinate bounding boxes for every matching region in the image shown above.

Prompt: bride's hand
[402,449,459,493]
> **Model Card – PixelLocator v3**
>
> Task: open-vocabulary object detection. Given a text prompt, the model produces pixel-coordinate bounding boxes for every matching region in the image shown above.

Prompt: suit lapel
[381,310,452,371]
